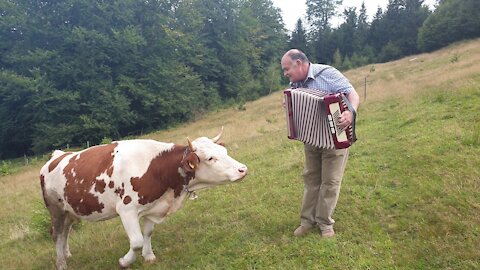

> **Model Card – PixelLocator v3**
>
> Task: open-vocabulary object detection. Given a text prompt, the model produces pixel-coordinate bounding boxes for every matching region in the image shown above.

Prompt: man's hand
[338,110,353,130]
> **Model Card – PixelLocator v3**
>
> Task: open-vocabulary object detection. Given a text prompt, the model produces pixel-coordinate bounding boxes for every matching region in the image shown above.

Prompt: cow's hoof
[65,251,72,258]
[118,258,130,269]
[56,261,68,270]
[143,253,156,263]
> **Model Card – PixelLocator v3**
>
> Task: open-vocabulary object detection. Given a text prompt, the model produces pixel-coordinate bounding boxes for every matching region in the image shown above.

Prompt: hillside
[0,39,479,269]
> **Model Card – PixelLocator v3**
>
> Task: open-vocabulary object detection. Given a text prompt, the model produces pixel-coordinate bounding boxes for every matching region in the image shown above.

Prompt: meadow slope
[0,39,479,269]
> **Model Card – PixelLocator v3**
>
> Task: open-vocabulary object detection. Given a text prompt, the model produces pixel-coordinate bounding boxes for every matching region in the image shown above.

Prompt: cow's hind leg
[47,199,69,270]
[62,214,76,258]
[118,210,143,268]
[142,218,156,263]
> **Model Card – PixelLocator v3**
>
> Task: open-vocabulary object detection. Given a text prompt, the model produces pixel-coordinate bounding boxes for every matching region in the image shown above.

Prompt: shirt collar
[304,62,315,83]
[290,63,314,89]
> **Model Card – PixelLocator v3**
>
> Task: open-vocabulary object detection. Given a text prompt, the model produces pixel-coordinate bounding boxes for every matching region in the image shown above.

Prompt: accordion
[284,88,357,149]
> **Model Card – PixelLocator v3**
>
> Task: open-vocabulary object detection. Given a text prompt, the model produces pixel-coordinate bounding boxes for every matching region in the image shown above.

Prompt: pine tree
[289,19,309,53]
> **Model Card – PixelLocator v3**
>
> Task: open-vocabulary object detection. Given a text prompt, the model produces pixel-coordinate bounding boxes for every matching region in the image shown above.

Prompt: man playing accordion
[281,49,360,238]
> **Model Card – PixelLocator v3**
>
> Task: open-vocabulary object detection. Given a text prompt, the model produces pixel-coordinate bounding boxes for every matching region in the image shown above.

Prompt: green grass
[1,40,480,269]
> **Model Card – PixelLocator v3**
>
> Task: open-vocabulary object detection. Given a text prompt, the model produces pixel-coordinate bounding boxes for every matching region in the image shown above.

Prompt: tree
[0,71,38,158]
[240,0,286,97]
[418,0,480,52]
[306,0,343,31]
[0,0,288,158]
[368,6,386,54]
[366,0,430,62]
[288,19,310,53]
[333,48,343,68]
[398,0,430,55]
[306,0,343,63]
[355,2,369,52]
[336,7,357,58]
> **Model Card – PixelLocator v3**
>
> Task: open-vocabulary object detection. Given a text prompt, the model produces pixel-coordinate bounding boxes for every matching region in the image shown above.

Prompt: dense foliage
[1,0,479,158]
[0,0,286,158]
[417,0,480,51]
[293,0,480,68]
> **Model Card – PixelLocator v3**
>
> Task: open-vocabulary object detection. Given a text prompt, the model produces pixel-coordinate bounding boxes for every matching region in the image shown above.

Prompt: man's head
[281,49,310,83]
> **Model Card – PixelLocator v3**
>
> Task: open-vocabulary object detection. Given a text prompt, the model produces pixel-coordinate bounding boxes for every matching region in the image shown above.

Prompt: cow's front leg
[142,218,156,263]
[118,210,143,268]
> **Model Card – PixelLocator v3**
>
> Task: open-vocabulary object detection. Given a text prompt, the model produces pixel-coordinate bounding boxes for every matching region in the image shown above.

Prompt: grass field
[1,39,479,269]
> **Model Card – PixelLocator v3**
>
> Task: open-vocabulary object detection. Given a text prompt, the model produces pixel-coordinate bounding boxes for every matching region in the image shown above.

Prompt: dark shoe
[293,225,312,237]
[321,228,335,238]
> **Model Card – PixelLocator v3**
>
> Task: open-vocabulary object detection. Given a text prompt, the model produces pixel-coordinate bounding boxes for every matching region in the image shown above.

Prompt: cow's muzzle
[235,165,248,181]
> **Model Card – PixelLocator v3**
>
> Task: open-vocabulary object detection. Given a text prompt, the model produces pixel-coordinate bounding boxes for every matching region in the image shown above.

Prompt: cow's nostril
[238,166,248,174]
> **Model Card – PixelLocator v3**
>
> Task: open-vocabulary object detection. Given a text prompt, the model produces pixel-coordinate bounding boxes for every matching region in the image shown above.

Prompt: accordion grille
[291,90,335,149]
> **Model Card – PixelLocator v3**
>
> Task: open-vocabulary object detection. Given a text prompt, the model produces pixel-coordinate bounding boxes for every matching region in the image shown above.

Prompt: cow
[39,130,247,269]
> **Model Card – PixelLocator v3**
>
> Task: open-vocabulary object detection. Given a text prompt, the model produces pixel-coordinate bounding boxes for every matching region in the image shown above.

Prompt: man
[281,49,360,237]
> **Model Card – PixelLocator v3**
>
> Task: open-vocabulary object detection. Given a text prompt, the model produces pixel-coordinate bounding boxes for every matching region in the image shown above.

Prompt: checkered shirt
[290,64,354,94]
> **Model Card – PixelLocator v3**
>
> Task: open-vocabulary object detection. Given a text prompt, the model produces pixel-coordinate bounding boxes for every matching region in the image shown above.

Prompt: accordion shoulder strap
[313,65,330,79]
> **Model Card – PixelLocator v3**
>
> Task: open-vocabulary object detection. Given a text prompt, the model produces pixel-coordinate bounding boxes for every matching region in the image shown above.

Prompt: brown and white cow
[39,130,247,269]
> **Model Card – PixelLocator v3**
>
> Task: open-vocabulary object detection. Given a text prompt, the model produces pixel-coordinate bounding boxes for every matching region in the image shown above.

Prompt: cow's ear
[182,152,200,172]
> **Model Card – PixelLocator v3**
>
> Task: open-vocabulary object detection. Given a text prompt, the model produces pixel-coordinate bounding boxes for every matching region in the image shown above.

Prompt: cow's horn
[187,137,196,151]
[211,126,224,143]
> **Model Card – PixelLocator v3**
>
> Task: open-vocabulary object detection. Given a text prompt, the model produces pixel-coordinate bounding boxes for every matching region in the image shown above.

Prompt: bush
[100,137,113,145]
[30,201,51,239]
[31,200,84,240]
[0,161,12,176]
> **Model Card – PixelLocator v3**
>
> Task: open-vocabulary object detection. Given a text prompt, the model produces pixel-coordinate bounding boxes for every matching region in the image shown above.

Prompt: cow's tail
[51,150,65,159]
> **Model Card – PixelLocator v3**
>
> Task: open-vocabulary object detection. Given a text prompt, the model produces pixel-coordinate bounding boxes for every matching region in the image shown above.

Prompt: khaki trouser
[300,143,349,232]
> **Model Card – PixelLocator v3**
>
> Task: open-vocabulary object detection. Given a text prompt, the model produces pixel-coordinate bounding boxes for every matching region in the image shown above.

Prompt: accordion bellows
[284,88,357,149]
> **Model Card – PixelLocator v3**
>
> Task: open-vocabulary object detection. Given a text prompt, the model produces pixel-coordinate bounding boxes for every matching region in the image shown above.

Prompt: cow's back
[40,140,176,221]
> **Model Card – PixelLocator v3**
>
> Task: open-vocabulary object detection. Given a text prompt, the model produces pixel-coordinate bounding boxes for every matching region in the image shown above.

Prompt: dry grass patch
[346,38,480,103]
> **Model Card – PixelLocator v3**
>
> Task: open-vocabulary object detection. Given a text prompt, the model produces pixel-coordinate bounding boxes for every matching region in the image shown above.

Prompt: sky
[272,0,437,32]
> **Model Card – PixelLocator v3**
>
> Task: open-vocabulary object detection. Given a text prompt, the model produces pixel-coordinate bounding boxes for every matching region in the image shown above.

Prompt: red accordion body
[284,88,356,149]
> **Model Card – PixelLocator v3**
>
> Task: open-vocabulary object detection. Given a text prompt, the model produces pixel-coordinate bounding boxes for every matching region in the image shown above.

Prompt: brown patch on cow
[40,174,45,189]
[40,174,48,207]
[115,187,125,198]
[123,195,132,205]
[48,152,72,172]
[95,180,106,193]
[106,166,114,177]
[63,143,118,216]
[114,183,125,198]
[131,145,195,205]
[108,181,114,188]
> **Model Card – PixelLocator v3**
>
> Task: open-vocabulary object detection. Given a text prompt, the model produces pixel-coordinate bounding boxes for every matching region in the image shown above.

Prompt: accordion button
[331,127,336,134]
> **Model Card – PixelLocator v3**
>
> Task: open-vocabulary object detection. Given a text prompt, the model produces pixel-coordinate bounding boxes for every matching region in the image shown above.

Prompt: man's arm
[346,89,360,112]
[338,88,360,129]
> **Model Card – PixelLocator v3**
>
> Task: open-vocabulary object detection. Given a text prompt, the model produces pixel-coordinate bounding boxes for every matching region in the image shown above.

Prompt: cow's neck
[178,167,195,190]
[185,181,218,192]
[178,146,196,187]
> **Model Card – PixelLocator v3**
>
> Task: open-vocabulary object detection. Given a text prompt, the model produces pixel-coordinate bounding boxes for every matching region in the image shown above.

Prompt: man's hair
[287,50,309,63]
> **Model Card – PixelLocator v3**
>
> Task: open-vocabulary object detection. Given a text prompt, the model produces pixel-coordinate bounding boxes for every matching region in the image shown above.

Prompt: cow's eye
[208,157,215,162]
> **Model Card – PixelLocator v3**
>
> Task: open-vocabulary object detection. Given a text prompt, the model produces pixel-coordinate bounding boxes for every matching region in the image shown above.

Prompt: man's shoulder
[312,63,331,69]
[311,64,332,76]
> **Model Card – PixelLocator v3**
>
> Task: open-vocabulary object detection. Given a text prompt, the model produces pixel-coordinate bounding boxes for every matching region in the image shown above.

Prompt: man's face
[281,56,304,83]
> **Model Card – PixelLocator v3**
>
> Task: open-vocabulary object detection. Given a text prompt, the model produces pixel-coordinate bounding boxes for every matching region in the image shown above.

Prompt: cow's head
[185,129,247,191]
